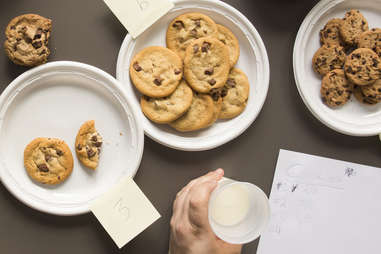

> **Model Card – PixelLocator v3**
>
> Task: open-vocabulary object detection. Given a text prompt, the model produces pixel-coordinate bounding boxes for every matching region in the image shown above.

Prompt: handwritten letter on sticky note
[103,0,174,38]
[90,176,161,249]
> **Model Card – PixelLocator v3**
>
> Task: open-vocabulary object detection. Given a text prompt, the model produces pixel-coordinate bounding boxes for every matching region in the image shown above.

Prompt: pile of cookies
[313,9,381,107]
[23,120,103,185]
[129,12,250,132]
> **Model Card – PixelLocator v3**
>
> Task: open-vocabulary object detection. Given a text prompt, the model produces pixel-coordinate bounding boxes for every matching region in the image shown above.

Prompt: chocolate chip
[354,53,361,58]
[77,144,82,150]
[373,58,379,67]
[87,147,96,158]
[338,90,343,95]
[174,69,181,75]
[208,79,216,86]
[335,101,342,105]
[39,49,46,56]
[32,41,42,49]
[154,78,163,86]
[221,88,228,97]
[193,44,199,53]
[362,60,366,65]
[38,163,49,172]
[346,66,353,73]
[133,62,142,72]
[226,78,236,88]
[34,28,43,39]
[194,19,201,27]
[45,154,52,162]
[58,176,61,180]
[204,68,214,75]
[209,88,221,101]
[190,28,198,37]
[143,95,151,101]
[378,88,381,92]
[91,136,98,142]
[10,25,16,30]
[25,37,32,43]
[201,42,211,52]
[172,20,185,30]
[95,142,103,147]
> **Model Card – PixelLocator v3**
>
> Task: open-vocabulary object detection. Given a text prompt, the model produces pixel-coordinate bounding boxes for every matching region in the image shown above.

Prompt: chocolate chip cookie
[312,45,346,76]
[24,138,73,185]
[321,69,353,107]
[4,14,51,66]
[140,80,193,124]
[169,93,214,132]
[339,9,369,46]
[357,79,381,104]
[216,24,240,67]
[344,48,381,86]
[320,18,344,47]
[218,68,250,119]
[353,85,378,105]
[166,12,218,60]
[130,46,183,98]
[75,120,103,170]
[184,37,230,93]
[358,28,381,57]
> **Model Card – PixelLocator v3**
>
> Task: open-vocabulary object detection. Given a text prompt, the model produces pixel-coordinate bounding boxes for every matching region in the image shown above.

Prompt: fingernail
[215,168,224,176]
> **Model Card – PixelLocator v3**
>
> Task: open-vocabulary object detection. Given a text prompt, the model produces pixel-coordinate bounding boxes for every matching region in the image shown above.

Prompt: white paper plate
[0,61,144,216]
[294,0,381,136]
[117,0,270,151]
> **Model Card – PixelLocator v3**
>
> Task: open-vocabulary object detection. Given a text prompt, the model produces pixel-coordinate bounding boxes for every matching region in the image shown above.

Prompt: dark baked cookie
[321,69,353,107]
[358,28,381,57]
[4,14,52,66]
[344,48,381,86]
[312,45,346,76]
[320,18,344,46]
[339,9,369,46]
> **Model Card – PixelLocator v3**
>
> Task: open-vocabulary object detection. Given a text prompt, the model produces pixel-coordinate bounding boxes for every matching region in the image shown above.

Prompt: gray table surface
[1,0,380,253]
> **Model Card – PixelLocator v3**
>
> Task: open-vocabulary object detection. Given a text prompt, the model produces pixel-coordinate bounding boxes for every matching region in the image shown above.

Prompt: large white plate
[0,61,144,216]
[294,0,381,136]
[117,0,270,151]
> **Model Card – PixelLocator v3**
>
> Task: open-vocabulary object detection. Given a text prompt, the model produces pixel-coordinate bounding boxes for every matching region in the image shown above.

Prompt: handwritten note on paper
[90,176,160,249]
[257,149,381,254]
[102,0,174,38]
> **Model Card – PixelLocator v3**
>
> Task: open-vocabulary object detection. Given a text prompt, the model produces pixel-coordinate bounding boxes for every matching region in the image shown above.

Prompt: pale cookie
[4,14,52,66]
[24,138,73,185]
[344,48,381,86]
[353,85,378,105]
[169,93,214,132]
[184,37,230,93]
[218,68,250,119]
[166,12,218,59]
[140,80,193,124]
[321,69,353,107]
[130,46,183,98]
[320,18,344,47]
[216,24,240,67]
[75,120,103,170]
[358,28,381,57]
[312,45,346,76]
[339,9,369,46]
[358,79,381,103]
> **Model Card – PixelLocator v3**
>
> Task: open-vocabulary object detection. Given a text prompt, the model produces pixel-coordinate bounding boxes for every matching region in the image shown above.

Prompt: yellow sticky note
[103,0,174,38]
[90,176,161,249]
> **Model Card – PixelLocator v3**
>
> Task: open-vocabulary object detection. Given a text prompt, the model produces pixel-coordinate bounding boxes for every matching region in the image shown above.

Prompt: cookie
[216,24,240,67]
[130,46,183,98]
[321,69,353,107]
[24,138,73,185]
[358,28,381,57]
[169,93,214,132]
[312,45,346,76]
[140,80,193,124]
[4,14,51,66]
[339,9,369,46]
[344,48,381,86]
[75,120,103,170]
[353,85,378,105]
[320,18,344,46]
[166,12,218,59]
[184,37,230,93]
[358,79,381,103]
[218,68,250,119]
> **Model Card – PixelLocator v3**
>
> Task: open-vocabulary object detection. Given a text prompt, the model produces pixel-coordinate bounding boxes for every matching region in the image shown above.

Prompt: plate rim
[116,0,270,151]
[293,0,381,137]
[0,61,145,216]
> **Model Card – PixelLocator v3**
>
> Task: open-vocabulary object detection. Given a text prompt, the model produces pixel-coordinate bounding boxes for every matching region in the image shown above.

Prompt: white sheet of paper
[257,149,381,254]
[102,0,174,38]
[90,176,161,249]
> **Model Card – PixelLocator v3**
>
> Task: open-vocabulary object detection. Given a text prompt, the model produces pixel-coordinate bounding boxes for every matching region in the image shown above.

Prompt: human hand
[169,169,242,254]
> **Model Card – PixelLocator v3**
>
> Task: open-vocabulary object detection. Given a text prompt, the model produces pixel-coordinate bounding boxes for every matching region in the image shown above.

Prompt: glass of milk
[208,177,270,244]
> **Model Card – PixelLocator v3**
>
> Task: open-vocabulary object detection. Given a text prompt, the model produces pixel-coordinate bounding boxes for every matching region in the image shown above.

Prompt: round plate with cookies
[294,0,381,136]
[117,0,270,151]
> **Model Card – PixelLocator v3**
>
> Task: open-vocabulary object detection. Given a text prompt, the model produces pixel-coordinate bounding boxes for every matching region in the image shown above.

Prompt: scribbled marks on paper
[291,184,298,192]
[277,182,282,190]
[345,167,356,177]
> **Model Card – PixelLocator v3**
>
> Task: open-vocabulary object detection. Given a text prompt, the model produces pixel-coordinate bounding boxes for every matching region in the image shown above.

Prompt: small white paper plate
[294,0,381,136]
[0,61,144,216]
[117,0,270,151]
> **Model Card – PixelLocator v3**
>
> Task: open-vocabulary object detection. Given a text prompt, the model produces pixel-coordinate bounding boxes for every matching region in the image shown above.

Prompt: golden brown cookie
[24,138,73,185]
[75,120,103,170]
[169,93,214,132]
[130,46,183,98]
[4,14,52,66]
[321,69,353,107]
[358,28,381,57]
[312,45,346,76]
[320,18,344,47]
[358,79,381,104]
[184,37,230,93]
[216,24,240,67]
[140,80,193,124]
[353,85,378,105]
[166,12,218,59]
[339,9,369,46]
